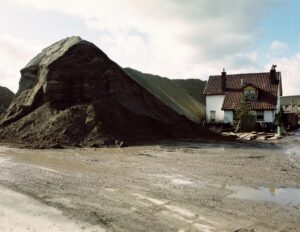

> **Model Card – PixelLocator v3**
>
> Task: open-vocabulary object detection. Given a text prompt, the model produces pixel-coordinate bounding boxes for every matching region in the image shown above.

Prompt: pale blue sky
[0,0,299,95]
[258,0,300,58]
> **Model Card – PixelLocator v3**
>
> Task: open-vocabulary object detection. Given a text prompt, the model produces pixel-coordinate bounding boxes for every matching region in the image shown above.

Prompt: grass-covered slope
[124,68,206,123]
[172,79,206,106]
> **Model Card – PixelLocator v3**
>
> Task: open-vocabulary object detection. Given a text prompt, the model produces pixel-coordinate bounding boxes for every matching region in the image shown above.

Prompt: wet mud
[0,138,299,231]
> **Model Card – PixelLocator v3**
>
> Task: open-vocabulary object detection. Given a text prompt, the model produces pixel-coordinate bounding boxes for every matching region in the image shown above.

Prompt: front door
[210,111,216,123]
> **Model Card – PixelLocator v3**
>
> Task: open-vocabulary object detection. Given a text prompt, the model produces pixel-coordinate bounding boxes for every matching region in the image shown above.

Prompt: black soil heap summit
[0,36,210,148]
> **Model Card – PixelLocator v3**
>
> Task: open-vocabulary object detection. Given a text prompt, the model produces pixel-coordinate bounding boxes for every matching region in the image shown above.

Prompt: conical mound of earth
[0,36,211,148]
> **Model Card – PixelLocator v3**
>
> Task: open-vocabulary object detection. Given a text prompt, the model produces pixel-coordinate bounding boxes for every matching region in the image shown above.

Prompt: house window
[256,111,264,121]
[210,111,216,123]
[244,89,257,100]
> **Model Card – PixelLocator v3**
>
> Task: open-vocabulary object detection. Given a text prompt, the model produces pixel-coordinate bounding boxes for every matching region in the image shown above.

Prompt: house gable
[242,84,257,90]
[203,71,282,111]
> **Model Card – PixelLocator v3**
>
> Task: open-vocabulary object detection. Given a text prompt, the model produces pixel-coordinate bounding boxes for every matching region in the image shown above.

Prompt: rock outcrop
[0,86,14,114]
[0,36,212,148]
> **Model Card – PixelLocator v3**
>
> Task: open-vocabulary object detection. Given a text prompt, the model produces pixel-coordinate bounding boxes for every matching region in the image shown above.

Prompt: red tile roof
[203,72,282,110]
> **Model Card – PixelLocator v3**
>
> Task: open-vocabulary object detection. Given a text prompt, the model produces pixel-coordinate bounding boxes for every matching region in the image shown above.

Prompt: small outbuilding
[281,95,300,127]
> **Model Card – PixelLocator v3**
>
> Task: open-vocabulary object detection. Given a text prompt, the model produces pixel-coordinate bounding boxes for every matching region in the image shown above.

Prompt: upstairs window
[244,88,257,100]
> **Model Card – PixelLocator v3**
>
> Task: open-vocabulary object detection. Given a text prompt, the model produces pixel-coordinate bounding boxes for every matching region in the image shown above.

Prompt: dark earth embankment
[0,36,218,148]
[0,86,14,114]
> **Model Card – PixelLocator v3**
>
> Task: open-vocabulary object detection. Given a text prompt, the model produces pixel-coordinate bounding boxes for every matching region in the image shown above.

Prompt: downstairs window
[210,111,216,123]
[256,111,264,121]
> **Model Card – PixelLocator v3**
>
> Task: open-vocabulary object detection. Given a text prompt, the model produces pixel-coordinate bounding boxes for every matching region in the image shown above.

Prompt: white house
[203,66,282,125]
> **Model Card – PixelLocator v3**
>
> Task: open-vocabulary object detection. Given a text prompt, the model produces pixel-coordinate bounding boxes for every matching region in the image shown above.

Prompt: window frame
[244,89,257,100]
[210,110,216,123]
[256,110,264,121]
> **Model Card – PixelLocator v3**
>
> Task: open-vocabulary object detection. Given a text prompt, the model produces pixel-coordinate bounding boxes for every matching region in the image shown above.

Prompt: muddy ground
[0,137,299,231]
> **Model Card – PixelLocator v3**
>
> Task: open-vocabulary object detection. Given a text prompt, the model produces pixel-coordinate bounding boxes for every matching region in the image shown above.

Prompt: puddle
[228,185,300,206]
[131,193,167,205]
[285,145,300,163]
[171,142,229,150]
[193,223,214,232]
[165,205,195,218]
[285,133,300,167]
[153,174,194,186]
[105,188,116,192]
[171,178,193,185]
[0,146,11,153]
[0,157,11,164]
[36,166,61,174]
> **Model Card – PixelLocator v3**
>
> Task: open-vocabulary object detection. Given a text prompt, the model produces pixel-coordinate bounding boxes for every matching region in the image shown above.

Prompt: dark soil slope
[0,36,213,148]
[0,86,14,114]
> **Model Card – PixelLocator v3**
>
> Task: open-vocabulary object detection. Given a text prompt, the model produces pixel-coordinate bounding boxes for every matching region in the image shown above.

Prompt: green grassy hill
[172,79,206,105]
[124,68,206,123]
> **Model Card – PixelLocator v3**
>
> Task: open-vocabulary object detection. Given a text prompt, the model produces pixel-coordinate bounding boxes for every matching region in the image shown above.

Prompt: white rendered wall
[206,95,225,123]
[224,111,233,124]
[276,87,281,113]
[264,110,275,122]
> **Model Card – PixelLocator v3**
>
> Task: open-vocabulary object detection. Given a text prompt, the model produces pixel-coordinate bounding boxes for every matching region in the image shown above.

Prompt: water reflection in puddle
[286,145,300,167]
[0,157,10,164]
[228,186,300,206]
[0,146,11,153]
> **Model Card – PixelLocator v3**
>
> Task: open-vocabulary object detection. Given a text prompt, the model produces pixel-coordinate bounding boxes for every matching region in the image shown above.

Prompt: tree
[233,96,251,127]
[275,107,284,126]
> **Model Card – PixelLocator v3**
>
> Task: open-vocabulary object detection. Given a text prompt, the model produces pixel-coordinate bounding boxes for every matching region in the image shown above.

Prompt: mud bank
[0,138,299,231]
[0,36,212,148]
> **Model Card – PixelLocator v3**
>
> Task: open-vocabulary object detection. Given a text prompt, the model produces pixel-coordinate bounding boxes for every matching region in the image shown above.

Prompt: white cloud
[266,53,300,96]
[7,0,281,76]
[2,0,298,97]
[0,35,43,92]
[270,40,289,51]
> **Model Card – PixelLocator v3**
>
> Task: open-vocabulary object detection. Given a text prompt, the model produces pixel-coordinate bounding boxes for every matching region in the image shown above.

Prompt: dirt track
[0,138,299,231]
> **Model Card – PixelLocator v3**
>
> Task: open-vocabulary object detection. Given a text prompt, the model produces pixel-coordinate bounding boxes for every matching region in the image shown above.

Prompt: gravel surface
[0,138,299,231]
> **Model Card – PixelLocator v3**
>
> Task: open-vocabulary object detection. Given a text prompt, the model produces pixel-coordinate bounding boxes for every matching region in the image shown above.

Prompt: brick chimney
[270,64,278,84]
[221,68,226,91]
